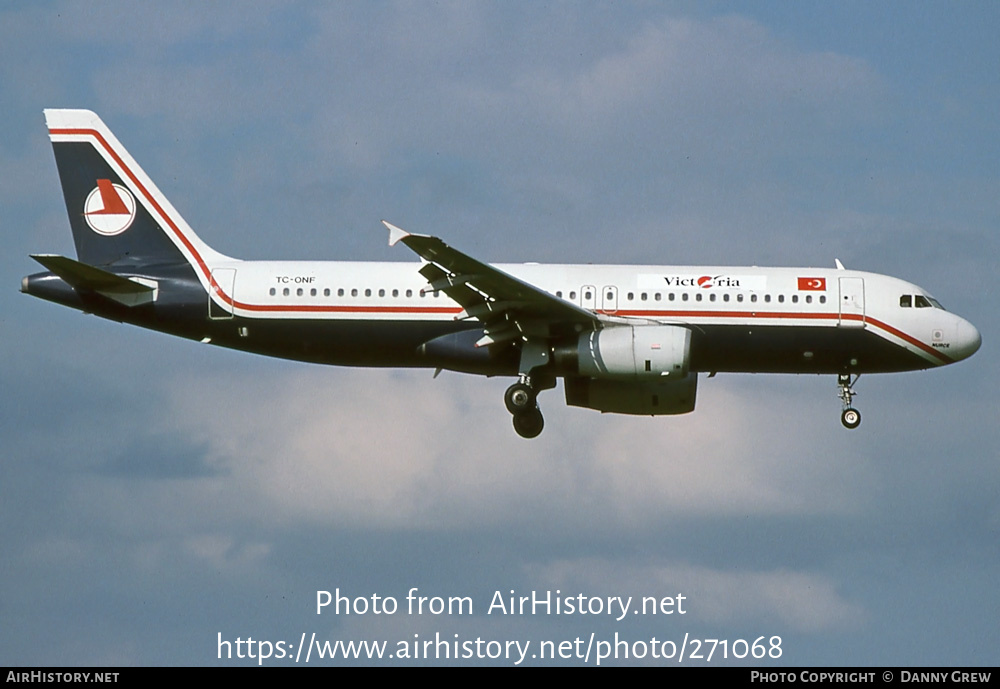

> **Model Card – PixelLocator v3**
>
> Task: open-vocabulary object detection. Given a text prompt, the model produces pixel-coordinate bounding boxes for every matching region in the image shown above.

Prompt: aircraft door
[581,285,597,310]
[602,285,619,313]
[838,277,865,327]
[209,268,236,319]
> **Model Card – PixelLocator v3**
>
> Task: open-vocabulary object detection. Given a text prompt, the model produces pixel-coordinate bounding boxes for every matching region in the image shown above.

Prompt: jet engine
[552,324,696,415]
[554,324,692,379]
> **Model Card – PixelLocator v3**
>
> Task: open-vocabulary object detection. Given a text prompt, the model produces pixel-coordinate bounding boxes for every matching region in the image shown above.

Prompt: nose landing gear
[838,374,861,429]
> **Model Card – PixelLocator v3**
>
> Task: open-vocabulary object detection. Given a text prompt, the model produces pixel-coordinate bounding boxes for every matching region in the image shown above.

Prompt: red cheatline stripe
[52,127,217,287]
[612,308,950,363]
[51,127,951,364]
[866,315,952,363]
[233,302,462,315]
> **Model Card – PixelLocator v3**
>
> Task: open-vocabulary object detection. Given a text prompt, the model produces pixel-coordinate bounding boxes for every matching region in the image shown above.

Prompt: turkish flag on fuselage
[797,277,826,291]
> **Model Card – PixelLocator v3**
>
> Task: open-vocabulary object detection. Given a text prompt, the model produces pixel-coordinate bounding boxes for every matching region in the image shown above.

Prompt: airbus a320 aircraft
[23,110,981,438]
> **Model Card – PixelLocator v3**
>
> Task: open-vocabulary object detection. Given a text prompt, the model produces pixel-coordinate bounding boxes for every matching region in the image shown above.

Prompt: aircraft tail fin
[43,109,230,269]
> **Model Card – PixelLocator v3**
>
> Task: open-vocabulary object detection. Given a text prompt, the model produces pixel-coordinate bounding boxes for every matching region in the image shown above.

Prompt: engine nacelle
[576,325,691,379]
[564,373,698,415]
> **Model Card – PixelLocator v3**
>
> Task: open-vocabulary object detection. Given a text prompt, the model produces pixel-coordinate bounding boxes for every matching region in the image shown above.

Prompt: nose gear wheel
[838,374,861,429]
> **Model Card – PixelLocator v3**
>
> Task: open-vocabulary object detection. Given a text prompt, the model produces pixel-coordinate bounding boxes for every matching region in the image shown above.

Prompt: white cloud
[475,16,884,146]
[153,367,876,531]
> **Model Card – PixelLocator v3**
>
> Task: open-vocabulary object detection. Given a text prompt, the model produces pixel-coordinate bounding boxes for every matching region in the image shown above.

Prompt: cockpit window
[902,293,945,310]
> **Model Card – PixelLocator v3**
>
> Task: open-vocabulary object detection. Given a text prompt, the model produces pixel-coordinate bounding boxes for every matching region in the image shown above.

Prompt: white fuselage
[206,259,979,372]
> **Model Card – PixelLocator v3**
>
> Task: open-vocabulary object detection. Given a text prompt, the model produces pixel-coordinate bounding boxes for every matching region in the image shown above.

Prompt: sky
[1,1,998,667]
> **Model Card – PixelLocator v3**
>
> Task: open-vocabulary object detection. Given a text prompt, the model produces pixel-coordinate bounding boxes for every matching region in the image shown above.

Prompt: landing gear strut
[838,374,861,429]
[505,339,554,439]
[506,376,544,439]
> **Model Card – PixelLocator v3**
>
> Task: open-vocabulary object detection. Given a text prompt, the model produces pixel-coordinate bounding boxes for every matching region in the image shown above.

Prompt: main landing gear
[838,373,861,429]
[505,377,544,439]
[504,339,553,439]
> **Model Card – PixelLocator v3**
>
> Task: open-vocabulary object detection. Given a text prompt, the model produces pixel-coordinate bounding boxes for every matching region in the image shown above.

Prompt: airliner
[22,110,981,438]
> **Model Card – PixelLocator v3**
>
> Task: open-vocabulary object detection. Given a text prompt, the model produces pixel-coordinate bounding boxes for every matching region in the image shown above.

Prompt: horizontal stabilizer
[31,254,157,306]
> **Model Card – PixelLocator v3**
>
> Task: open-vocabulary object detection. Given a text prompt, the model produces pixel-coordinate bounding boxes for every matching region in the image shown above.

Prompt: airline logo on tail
[84,179,136,236]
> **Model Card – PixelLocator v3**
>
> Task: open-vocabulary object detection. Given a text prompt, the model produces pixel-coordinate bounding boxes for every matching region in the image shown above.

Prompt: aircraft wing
[384,221,602,346]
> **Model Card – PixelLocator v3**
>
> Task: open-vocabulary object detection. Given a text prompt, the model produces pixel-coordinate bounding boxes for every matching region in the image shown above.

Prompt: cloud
[149,367,875,532]
[470,16,884,150]
[528,558,865,633]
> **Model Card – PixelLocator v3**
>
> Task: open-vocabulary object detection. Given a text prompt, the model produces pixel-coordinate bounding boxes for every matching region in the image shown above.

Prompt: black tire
[512,408,544,439]
[841,408,861,429]
[504,382,535,414]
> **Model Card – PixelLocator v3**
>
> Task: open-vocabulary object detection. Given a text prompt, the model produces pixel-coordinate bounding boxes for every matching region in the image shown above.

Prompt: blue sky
[2,1,997,666]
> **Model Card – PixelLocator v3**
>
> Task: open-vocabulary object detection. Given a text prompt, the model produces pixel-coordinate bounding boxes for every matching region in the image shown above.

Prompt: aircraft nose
[953,317,982,361]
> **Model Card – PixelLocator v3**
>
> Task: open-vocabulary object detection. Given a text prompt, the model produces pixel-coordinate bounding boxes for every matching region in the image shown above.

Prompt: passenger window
[269,287,276,296]
[764,294,771,303]
[570,291,576,299]
[379,289,385,297]
[723,294,730,302]
[626,292,633,300]
[296,288,303,296]
[791,295,798,303]
[324,288,330,297]
[351,288,358,297]
[900,295,912,308]
[669,293,675,301]
[819,295,826,304]
[365,289,372,297]
[682,293,689,301]
[915,295,931,308]
[283,288,290,297]
[584,291,592,300]
[750,294,757,303]
[805,295,812,304]
[338,288,344,297]
[392,289,398,297]
[406,289,413,298]
[641,293,647,301]
[778,295,784,303]
[736,294,744,302]
[695,293,702,302]
[709,293,716,302]
[310,288,317,297]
